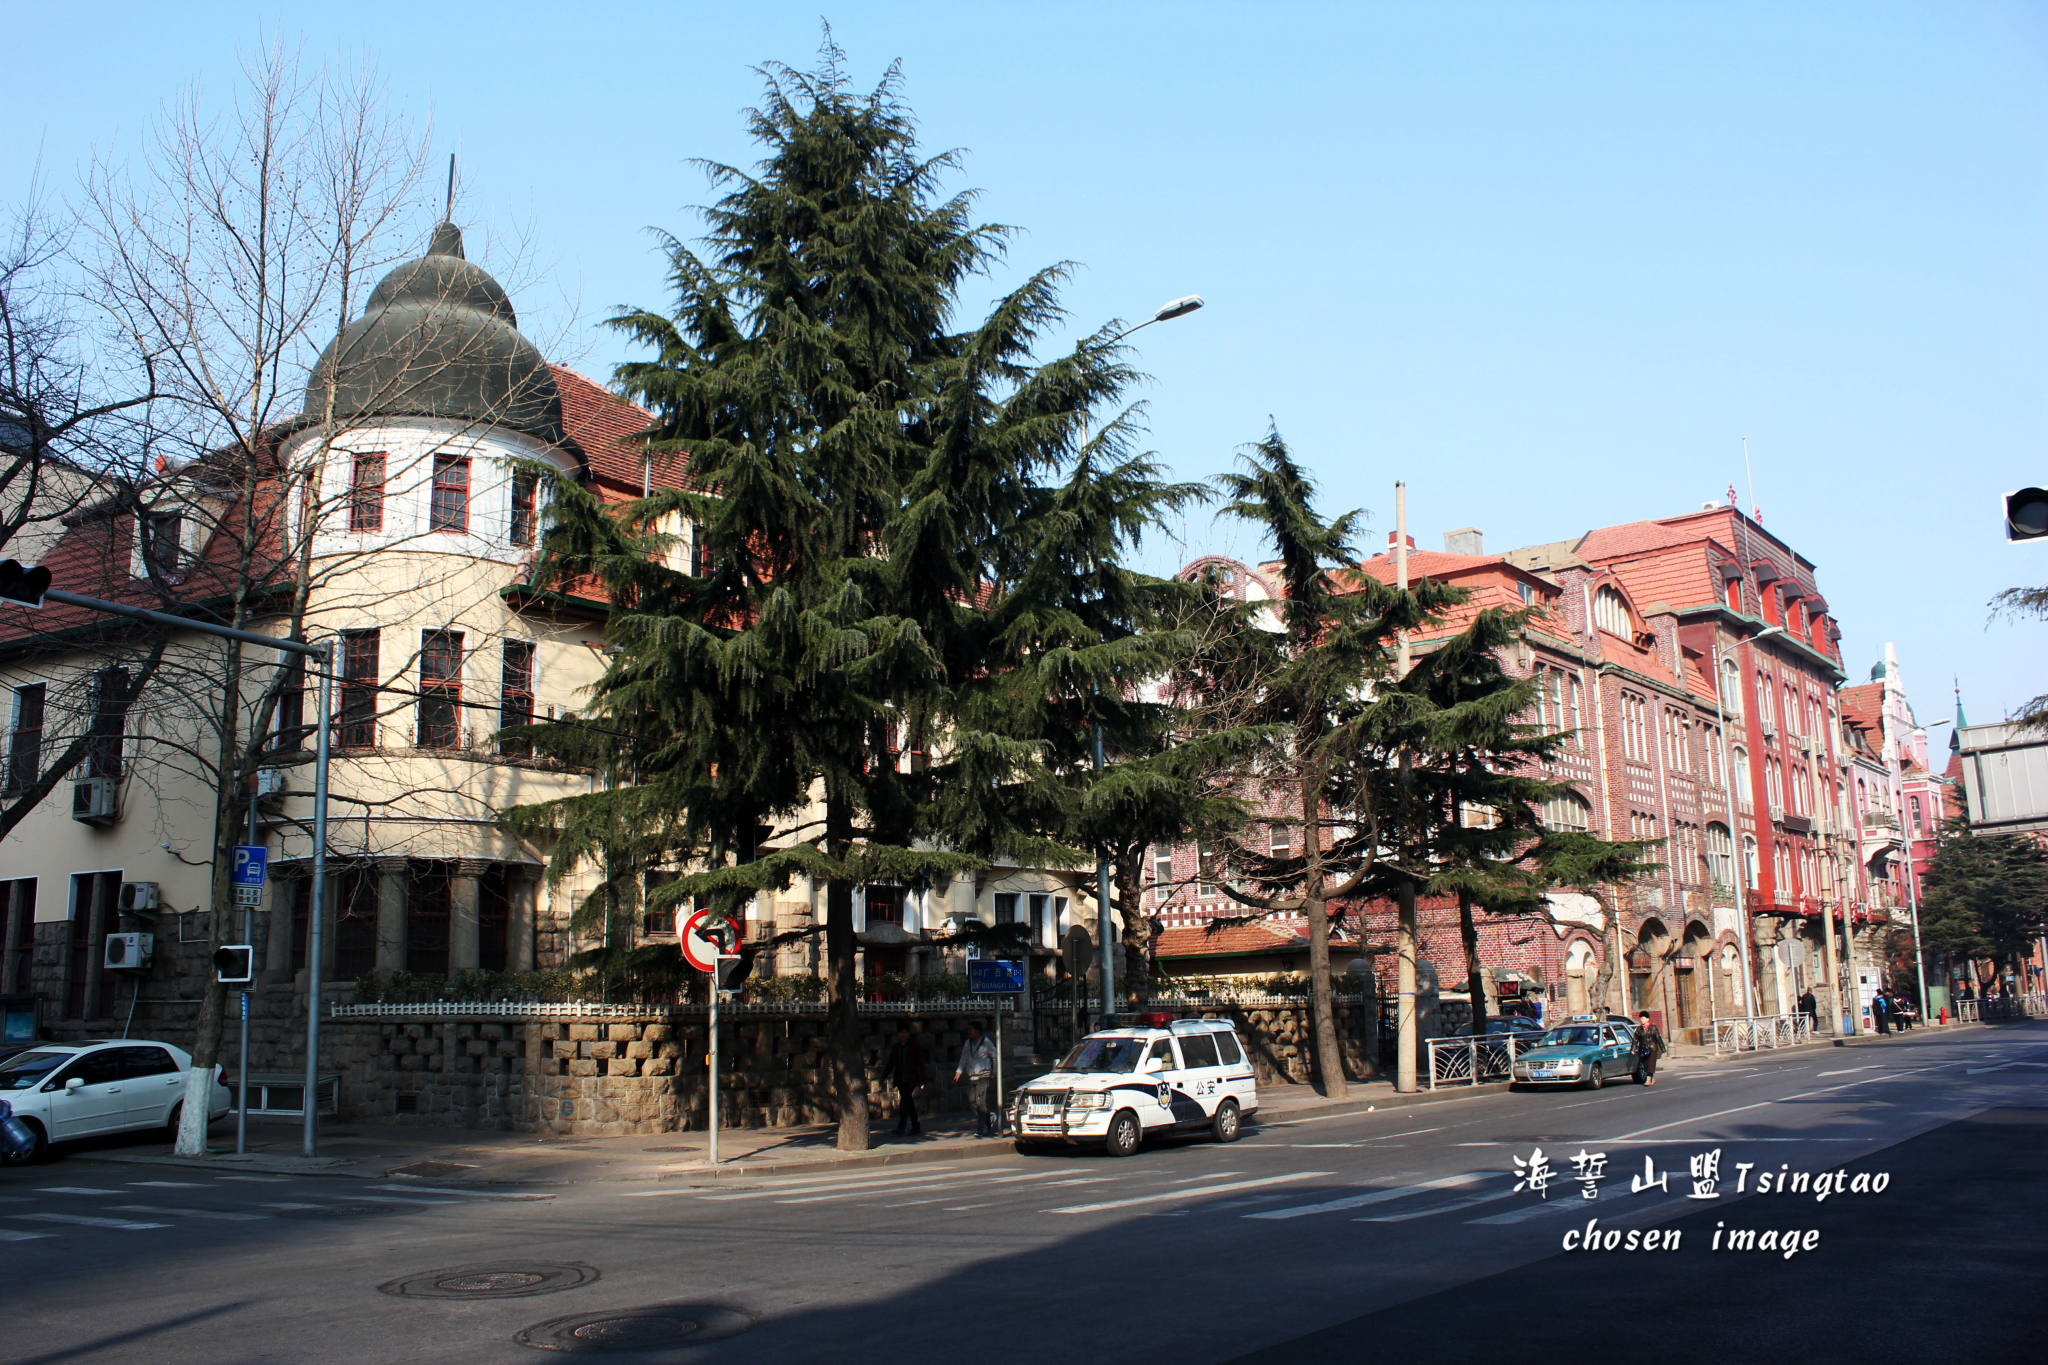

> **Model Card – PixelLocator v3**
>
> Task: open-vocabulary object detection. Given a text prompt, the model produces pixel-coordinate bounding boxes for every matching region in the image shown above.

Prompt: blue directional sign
[968,958,1026,994]
[231,845,269,888]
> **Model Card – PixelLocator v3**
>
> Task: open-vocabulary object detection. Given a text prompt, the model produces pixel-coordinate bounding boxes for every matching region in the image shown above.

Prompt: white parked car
[0,1039,231,1163]
[1007,1018,1258,1157]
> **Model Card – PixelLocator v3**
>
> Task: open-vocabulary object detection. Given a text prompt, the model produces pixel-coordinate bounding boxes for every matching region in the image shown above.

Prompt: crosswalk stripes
[14,1213,171,1230]
[1,1228,54,1240]
[1047,1172,1335,1215]
[1357,1188,1518,1222]
[110,1204,269,1221]
[1245,1172,1488,1221]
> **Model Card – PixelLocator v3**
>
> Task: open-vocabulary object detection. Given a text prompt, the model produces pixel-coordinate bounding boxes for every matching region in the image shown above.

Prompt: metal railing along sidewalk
[1425,1033,1537,1089]
[1951,993,2047,1023]
[1712,1013,1813,1054]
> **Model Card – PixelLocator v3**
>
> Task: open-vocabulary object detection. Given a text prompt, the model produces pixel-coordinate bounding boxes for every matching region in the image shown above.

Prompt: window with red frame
[336,629,380,749]
[429,455,470,533]
[510,474,536,546]
[349,453,386,532]
[417,629,464,748]
[498,641,534,756]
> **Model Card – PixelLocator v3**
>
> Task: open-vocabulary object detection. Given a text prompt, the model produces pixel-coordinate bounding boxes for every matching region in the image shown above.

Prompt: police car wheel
[1210,1099,1241,1143]
[1586,1063,1605,1090]
[2,1117,47,1165]
[1104,1110,1141,1158]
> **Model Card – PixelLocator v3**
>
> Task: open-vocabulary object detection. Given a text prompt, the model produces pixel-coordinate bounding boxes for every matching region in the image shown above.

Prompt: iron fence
[1425,1032,1537,1089]
[1952,993,2047,1023]
[1711,1013,1813,1054]
[329,998,1015,1022]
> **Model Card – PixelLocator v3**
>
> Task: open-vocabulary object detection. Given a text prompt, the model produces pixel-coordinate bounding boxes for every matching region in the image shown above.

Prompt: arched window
[1783,684,1799,734]
[1542,792,1593,833]
[1733,746,1751,808]
[1741,834,1759,888]
[1757,672,1775,724]
[1720,657,1742,716]
[1592,586,1631,637]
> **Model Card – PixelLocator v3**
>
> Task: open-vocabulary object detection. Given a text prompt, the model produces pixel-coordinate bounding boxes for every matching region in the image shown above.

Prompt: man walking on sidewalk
[885,1025,926,1137]
[1798,987,1818,1032]
[953,1021,999,1137]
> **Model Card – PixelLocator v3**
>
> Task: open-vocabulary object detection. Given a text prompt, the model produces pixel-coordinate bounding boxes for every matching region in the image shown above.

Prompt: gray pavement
[4,1021,2041,1364]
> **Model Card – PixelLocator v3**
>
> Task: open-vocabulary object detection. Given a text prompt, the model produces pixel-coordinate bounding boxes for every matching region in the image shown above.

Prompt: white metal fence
[1425,1033,1539,1089]
[329,998,1015,1022]
[1712,1013,1813,1054]
[1951,993,2048,1024]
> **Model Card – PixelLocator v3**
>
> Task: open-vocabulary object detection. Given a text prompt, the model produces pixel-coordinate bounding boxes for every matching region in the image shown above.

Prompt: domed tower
[288,220,579,562]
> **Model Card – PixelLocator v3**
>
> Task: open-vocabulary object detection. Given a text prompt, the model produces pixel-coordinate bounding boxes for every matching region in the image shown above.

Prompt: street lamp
[1710,623,1784,1022]
[1090,294,1203,1027]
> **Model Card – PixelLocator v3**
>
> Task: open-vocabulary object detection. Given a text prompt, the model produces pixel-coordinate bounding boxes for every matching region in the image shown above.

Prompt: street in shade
[2,1023,2041,1363]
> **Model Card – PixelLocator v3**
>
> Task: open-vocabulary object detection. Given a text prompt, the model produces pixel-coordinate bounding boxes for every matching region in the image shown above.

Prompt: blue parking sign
[231,845,268,888]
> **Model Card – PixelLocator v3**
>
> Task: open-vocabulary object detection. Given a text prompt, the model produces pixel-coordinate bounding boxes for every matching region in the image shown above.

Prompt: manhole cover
[390,1160,480,1178]
[515,1306,754,1353]
[383,1262,598,1300]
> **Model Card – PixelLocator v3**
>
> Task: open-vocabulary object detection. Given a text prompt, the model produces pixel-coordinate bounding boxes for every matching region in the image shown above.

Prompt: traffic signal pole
[0,570,336,1158]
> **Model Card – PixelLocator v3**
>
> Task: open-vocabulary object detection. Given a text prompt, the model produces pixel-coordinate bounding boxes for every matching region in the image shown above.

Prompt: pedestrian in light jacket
[953,1022,999,1137]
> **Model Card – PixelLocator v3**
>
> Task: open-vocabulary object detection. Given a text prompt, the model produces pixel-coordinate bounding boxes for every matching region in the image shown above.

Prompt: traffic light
[213,944,254,984]
[0,559,51,608]
[2007,488,2048,542]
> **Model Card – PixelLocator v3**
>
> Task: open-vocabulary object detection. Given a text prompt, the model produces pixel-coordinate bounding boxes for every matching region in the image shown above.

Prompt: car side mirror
[64,1077,84,1092]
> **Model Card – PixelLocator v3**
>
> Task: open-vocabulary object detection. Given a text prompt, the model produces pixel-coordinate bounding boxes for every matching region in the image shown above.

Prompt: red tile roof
[551,365,690,501]
[1342,551,1569,643]
[1155,923,1360,959]
[1838,683,1883,738]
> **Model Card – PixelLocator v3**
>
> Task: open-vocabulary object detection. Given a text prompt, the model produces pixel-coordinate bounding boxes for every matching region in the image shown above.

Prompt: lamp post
[1089,294,1202,1027]
[1710,623,1784,1021]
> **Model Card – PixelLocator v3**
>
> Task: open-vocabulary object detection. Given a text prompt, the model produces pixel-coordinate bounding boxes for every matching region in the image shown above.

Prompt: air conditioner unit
[1758,721,1778,741]
[71,778,119,825]
[118,881,159,912]
[104,932,154,971]
[254,768,287,798]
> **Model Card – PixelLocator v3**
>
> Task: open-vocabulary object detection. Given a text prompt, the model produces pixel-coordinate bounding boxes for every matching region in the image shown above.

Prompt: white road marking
[943,1203,994,1211]
[110,1205,269,1221]
[215,1176,293,1183]
[1967,1062,2048,1074]
[349,1195,461,1206]
[1817,1067,1878,1078]
[128,1181,203,1188]
[778,1171,1061,1204]
[1171,1171,1241,1182]
[1247,1172,1489,1221]
[1604,1065,1943,1141]
[1052,1172,1334,1215]
[1359,1188,1519,1222]
[630,1165,971,1199]
[1042,1178,1117,1187]
[687,1168,1023,1203]
[258,1202,327,1210]
[37,1187,119,1195]
[12,1213,170,1230]
[367,1184,554,1200]
[1466,1195,1606,1225]
[0,1229,54,1240]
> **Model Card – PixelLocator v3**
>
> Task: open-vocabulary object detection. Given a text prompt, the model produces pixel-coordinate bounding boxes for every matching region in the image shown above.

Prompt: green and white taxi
[1509,1019,1644,1090]
[1007,1017,1257,1157]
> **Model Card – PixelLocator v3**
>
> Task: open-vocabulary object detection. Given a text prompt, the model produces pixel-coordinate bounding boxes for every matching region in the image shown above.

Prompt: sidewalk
[1662,1018,1984,1064]
[69,1074,1511,1186]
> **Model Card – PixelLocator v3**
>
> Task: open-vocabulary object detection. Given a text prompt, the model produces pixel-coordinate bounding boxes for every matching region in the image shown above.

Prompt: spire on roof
[1952,678,1966,751]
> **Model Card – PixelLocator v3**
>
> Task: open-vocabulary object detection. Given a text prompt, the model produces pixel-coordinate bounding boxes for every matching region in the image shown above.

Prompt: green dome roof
[305,223,565,446]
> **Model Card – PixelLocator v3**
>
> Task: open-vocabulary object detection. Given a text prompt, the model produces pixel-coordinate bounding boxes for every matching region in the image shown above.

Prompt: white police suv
[1007,1016,1258,1157]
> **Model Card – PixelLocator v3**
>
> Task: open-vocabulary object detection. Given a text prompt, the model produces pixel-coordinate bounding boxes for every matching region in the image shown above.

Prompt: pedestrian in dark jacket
[1634,1012,1665,1086]
[884,1026,926,1137]
[1873,992,1891,1035]
[1798,988,1818,1031]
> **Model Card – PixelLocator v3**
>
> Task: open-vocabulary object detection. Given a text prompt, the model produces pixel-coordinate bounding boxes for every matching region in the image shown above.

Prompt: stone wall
[324,1010,1015,1137]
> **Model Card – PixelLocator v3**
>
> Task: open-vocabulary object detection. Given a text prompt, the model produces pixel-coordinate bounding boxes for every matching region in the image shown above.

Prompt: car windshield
[1057,1037,1149,1073]
[0,1050,72,1090]
[1540,1027,1602,1048]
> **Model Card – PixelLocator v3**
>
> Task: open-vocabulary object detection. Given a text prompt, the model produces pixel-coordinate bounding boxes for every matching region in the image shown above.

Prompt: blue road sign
[231,845,269,888]
[968,959,1026,994]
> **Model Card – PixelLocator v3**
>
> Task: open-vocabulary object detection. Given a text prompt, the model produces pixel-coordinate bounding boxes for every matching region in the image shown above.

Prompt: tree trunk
[824,795,868,1152]
[1300,778,1347,1099]
[1459,891,1488,1036]
[1114,848,1149,1008]
[1586,894,1621,1022]
[178,637,246,1157]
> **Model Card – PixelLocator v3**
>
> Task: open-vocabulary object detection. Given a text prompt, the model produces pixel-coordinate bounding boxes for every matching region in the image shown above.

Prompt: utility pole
[1394,481,1419,1094]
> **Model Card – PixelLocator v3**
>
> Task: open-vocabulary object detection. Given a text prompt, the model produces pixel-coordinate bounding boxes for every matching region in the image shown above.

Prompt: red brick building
[1152,503,1884,1043]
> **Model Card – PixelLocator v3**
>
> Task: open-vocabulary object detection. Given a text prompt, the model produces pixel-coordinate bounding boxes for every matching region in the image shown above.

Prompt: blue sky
[5,2,2043,731]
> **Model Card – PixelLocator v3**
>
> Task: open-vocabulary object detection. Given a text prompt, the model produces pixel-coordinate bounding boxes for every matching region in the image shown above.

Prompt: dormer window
[430,455,470,533]
[142,511,184,575]
[1592,586,1630,637]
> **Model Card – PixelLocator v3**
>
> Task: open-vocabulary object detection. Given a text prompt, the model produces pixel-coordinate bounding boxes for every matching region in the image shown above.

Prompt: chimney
[1443,527,1484,556]
[1384,532,1416,554]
